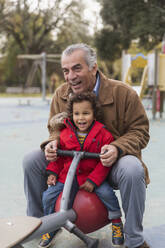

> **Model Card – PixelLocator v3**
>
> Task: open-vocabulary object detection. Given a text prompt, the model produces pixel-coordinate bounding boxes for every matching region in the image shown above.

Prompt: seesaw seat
[0,216,41,248]
[55,189,110,234]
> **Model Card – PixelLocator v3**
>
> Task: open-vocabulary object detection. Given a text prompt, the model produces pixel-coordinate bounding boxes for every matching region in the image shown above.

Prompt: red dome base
[55,189,110,234]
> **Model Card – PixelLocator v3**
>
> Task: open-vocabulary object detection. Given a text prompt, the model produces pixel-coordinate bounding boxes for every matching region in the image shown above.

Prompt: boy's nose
[78,116,84,121]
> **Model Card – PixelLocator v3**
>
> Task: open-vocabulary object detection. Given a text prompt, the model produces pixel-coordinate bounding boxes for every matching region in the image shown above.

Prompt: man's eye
[63,69,68,74]
[74,65,82,71]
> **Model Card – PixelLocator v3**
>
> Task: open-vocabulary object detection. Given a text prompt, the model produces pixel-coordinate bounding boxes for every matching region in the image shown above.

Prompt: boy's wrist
[46,170,58,178]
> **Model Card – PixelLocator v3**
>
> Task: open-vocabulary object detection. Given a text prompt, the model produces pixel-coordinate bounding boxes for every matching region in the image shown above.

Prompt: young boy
[38,92,124,248]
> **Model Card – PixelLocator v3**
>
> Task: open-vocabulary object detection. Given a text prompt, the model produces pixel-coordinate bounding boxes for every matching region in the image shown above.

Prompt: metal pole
[60,152,84,211]
[160,34,165,118]
[152,49,158,120]
[21,210,76,244]
[41,52,46,101]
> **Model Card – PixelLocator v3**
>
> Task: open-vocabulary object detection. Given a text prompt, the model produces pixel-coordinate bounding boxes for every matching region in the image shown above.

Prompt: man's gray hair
[62,43,97,70]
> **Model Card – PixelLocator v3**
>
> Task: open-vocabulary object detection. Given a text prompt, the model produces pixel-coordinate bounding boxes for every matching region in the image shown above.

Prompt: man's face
[61,49,97,94]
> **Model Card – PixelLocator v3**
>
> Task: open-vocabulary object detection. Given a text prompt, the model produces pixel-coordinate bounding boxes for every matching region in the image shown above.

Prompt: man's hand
[79,181,95,192]
[100,144,118,167]
[47,174,57,186]
[45,140,58,161]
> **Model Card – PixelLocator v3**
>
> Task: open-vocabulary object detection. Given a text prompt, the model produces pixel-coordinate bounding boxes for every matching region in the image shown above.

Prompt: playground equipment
[151,50,165,119]
[0,149,110,248]
[17,53,61,101]
[122,52,148,99]
[122,48,165,119]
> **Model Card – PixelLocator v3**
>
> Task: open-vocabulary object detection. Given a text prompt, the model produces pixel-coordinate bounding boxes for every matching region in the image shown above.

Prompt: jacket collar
[60,84,72,100]
[64,118,104,135]
[64,118,76,131]
[98,71,114,105]
[64,118,105,150]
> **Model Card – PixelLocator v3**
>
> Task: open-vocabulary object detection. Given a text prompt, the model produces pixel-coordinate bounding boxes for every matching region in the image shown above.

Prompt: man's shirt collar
[93,71,100,97]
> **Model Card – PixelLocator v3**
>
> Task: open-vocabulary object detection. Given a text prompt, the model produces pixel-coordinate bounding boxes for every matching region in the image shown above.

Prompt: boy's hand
[45,140,58,161]
[79,181,95,192]
[47,174,57,186]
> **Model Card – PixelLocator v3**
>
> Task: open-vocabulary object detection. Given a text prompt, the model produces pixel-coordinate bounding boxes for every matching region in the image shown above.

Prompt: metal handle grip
[57,149,100,159]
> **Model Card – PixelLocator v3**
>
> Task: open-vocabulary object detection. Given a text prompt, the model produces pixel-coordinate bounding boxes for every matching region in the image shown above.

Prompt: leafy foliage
[95,0,165,61]
[0,0,91,86]
[0,0,90,54]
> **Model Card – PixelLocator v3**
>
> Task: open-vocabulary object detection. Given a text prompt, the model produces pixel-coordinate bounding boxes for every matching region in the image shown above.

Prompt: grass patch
[0,93,53,98]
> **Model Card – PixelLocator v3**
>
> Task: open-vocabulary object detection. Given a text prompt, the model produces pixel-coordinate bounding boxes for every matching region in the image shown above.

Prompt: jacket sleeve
[40,91,64,149]
[111,90,150,158]
[87,129,114,186]
[46,131,66,175]
[46,157,64,176]
[48,91,61,134]
[87,161,111,186]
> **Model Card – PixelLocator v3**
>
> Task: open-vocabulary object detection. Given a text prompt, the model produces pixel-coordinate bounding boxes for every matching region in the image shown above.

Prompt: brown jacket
[41,71,150,184]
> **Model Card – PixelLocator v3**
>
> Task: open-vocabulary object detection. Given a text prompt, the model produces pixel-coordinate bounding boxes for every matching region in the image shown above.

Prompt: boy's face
[73,100,94,133]
[61,49,97,94]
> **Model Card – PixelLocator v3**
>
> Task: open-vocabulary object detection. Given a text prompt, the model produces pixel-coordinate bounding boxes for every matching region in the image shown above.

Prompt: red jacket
[46,119,114,187]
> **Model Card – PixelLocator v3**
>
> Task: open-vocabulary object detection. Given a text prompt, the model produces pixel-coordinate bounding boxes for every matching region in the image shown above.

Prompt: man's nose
[67,70,77,81]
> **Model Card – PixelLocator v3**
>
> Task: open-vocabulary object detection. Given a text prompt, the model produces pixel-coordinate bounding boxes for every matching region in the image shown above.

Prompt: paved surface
[0,97,165,248]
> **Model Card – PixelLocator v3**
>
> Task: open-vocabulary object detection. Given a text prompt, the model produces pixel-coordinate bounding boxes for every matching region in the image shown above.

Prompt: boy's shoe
[38,233,54,248]
[111,222,124,246]
[38,229,61,248]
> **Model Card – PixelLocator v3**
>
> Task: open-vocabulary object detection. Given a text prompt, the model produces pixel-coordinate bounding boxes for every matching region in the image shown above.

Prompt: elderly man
[23,43,150,248]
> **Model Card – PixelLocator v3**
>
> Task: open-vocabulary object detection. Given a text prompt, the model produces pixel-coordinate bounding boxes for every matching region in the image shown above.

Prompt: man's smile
[70,81,82,86]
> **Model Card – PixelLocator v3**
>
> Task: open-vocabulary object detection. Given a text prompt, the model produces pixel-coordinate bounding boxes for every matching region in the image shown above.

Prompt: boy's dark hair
[67,92,102,121]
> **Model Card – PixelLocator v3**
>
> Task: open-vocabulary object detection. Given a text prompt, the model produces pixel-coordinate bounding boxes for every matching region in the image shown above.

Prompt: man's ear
[91,63,98,76]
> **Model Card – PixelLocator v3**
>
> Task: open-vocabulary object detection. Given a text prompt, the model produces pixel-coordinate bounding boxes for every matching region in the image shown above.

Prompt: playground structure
[122,52,148,99]
[122,49,165,119]
[17,53,61,101]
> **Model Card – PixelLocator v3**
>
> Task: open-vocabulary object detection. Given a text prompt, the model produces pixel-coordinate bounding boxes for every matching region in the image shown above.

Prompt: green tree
[0,0,91,86]
[0,0,89,54]
[95,0,165,61]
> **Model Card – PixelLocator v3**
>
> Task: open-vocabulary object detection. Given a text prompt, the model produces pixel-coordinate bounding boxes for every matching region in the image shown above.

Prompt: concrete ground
[0,97,165,248]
